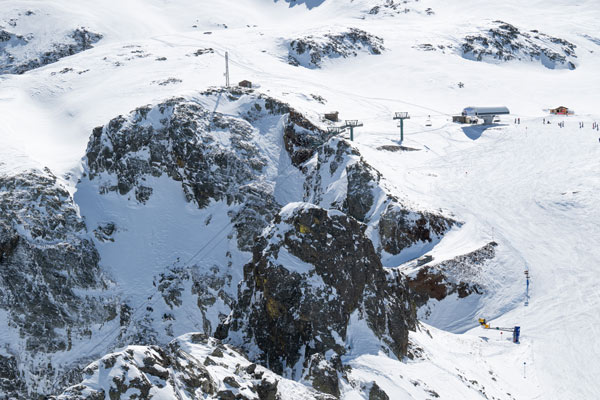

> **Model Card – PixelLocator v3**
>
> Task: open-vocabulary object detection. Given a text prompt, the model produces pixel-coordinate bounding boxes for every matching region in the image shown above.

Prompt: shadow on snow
[462,124,508,140]
[275,0,326,9]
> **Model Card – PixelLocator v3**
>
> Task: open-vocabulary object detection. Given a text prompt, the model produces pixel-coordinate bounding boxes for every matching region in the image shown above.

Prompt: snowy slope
[1,0,599,398]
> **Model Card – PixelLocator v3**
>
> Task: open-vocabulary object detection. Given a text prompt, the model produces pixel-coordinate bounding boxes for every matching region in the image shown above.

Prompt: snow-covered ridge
[367,0,435,17]
[64,88,456,397]
[57,333,334,399]
[0,9,102,75]
[1,0,599,398]
[286,28,384,69]
[416,20,577,70]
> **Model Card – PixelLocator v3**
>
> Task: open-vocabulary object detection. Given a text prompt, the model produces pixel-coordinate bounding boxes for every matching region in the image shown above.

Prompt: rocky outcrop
[301,138,455,258]
[155,265,234,334]
[284,110,329,166]
[287,28,384,68]
[0,168,116,397]
[0,27,102,74]
[416,20,577,70]
[369,382,390,400]
[217,203,417,395]
[461,21,577,69]
[406,242,498,308]
[367,1,434,17]
[378,202,453,256]
[85,95,281,252]
[57,333,334,399]
[0,89,459,397]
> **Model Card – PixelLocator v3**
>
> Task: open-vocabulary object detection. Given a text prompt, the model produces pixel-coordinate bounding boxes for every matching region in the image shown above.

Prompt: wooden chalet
[550,106,571,115]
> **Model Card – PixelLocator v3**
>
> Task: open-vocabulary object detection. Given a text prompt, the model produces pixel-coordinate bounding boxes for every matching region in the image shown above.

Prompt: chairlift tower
[327,126,347,135]
[393,112,410,142]
[341,120,363,141]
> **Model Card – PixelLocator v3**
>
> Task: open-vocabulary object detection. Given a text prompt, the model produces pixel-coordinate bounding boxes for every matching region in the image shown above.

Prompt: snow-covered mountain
[1,0,599,399]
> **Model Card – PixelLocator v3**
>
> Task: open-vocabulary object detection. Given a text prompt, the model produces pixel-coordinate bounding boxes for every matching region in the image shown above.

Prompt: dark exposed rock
[189,47,214,56]
[345,160,380,221]
[155,265,234,334]
[306,354,340,397]
[85,92,324,252]
[284,110,329,166]
[217,203,416,388]
[301,138,455,257]
[0,168,117,397]
[379,202,453,256]
[93,222,115,242]
[153,77,182,86]
[287,28,384,68]
[0,355,26,399]
[367,0,424,16]
[57,334,330,399]
[377,145,420,152]
[217,389,237,399]
[255,376,279,400]
[459,21,576,70]
[407,242,498,308]
[0,27,102,75]
[13,87,459,398]
[369,382,390,400]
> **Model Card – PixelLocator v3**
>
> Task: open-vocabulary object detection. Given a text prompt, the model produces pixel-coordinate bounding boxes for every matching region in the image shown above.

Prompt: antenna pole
[225,51,230,87]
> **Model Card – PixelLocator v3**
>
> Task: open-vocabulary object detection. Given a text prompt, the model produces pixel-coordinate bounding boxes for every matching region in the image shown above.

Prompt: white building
[462,106,510,124]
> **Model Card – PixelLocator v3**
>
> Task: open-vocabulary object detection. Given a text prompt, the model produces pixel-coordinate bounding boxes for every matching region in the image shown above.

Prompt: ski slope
[355,114,600,399]
[1,0,599,398]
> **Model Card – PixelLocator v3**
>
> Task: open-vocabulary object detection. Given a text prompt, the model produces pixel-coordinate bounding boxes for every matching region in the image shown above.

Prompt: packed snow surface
[1,0,599,398]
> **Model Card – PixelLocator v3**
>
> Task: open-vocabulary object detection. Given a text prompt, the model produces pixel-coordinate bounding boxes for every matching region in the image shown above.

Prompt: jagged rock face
[0,168,116,397]
[302,138,361,213]
[301,138,455,257]
[460,21,576,69]
[217,204,416,395]
[57,333,334,400]
[155,265,235,335]
[85,95,280,252]
[0,355,26,399]
[407,242,498,308]
[302,138,384,223]
[368,1,434,17]
[345,160,380,222]
[0,89,457,397]
[287,28,384,68]
[284,110,329,166]
[378,202,454,256]
[368,382,390,400]
[0,26,102,74]
[415,21,577,70]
